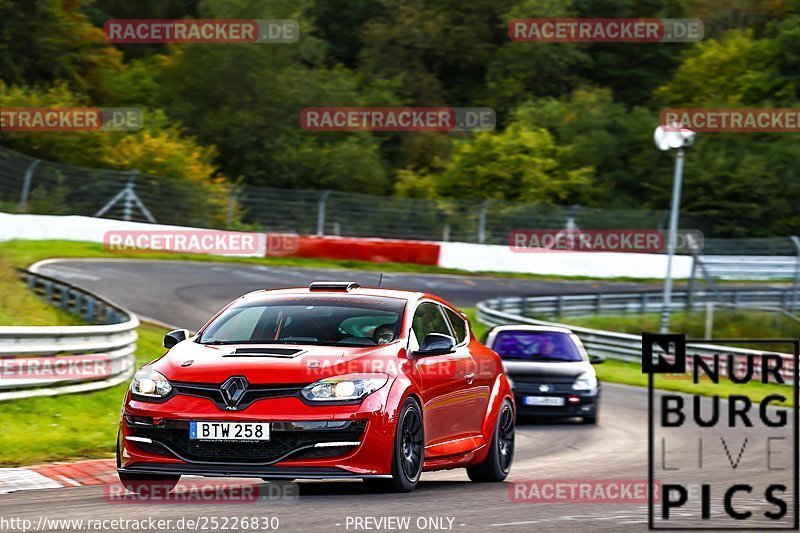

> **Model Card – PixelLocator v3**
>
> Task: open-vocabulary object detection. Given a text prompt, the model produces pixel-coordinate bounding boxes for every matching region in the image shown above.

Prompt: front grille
[127,418,366,464]
[296,446,354,459]
[512,381,576,394]
[171,382,305,410]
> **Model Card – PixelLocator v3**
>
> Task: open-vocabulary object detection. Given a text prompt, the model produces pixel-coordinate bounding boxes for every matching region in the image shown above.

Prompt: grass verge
[0,253,83,327]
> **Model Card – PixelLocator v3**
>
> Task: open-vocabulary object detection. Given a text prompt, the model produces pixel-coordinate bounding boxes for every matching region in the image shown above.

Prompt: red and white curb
[0,459,116,494]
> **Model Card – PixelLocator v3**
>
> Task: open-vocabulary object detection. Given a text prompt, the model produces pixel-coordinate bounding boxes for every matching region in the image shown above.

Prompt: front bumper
[118,385,396,477]
[512,381,599,418]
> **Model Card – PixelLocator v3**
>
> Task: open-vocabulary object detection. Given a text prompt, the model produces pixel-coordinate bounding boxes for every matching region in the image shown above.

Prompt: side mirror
[164,329,189,349]
[590,354,605,365]
[413,333,456,357]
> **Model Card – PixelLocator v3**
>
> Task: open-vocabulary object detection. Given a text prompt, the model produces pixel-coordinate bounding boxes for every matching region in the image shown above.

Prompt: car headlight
[301,374,388,402]
[573,371,597,391]
[130,367,172,398]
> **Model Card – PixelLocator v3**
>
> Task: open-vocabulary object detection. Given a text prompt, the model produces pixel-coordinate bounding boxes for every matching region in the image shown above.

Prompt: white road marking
[0,469,63,494]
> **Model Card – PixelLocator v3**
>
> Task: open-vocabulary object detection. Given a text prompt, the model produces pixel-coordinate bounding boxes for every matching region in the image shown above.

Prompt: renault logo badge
[220,376,248,407]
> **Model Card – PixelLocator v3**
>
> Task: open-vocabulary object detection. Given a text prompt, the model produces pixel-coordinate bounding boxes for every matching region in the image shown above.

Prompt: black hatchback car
[485,325,602,424]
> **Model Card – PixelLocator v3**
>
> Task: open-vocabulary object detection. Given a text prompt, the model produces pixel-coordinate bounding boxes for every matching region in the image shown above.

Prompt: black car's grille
[171,382,305,410]
[127,418,366,464]
[511,381,576,394]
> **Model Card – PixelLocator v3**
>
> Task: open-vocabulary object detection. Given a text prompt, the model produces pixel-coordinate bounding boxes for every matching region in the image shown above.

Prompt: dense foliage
[1,0,798,236]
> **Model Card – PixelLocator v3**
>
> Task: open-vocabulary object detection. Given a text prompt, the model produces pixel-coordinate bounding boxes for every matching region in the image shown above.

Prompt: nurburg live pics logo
[643,333,800,530]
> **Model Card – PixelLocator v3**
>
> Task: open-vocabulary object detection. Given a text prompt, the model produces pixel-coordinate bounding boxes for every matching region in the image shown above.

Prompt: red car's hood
[150,340,404,384]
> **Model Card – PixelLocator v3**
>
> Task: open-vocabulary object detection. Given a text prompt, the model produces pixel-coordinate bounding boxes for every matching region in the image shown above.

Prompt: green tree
[153,0,392,193]
[0,0,122,98]
[396,120,594,204]
[653,29,789,106]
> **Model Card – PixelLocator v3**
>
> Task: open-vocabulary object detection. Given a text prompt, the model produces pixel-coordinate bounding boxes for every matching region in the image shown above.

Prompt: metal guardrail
[697,255,800,281]
[511,288,800,318]
[476,296,796,382]
[0,269,138,401]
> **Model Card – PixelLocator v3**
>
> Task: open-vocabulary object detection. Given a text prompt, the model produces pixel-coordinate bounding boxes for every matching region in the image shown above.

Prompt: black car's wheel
[118,472,180,494]
[467,399,514,482]
[366,397,424,493]
[582,414,598,424]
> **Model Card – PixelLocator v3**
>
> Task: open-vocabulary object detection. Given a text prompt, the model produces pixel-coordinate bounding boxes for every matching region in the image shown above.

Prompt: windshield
[198,295,406,347]
[492,331,583,362]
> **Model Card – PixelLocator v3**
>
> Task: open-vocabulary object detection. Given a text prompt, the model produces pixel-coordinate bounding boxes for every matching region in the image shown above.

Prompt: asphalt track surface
[0,260,795,533]
[33,259,670,329]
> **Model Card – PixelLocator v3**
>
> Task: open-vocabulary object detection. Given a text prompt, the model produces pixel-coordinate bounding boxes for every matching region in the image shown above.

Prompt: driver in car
[372,324,396,345]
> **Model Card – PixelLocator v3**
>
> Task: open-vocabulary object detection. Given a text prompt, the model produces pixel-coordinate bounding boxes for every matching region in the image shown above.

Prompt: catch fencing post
[122,171,138,221]
[18,159,41,213]
[791,236,800,312]
[565,204,579,231]
[225,185,240,229]
[477,200,489,243]
[685,253,698,312]
[704,302,715,338]
[316,191,331,236]
[94,169,156,223]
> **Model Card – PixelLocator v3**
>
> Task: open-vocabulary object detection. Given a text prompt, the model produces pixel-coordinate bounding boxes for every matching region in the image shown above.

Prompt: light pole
[654,124,695,333]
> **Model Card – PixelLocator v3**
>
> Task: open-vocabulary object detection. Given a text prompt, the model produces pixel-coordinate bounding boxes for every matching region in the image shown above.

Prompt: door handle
[464,372,475,383]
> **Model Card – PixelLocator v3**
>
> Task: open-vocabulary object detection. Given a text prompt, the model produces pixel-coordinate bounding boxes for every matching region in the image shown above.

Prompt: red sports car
[117,281,515,492]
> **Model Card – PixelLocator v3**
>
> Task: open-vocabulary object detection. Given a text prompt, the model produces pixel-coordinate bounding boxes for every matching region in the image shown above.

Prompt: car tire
[366,397,424,493]
[467,399,514,483]
[582,414,598,424]
[118,472,180,494]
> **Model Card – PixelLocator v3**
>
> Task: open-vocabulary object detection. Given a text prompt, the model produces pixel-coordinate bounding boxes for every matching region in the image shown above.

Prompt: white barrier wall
[438,241,694,279]
[0,212,265,257]
[0,212,694,278]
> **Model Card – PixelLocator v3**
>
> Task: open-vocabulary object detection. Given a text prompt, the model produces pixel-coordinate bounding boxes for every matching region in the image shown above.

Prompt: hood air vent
[224,347,305,358]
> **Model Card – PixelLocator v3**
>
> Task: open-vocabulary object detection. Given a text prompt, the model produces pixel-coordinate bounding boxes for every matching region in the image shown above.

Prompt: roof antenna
[378,273,384,288]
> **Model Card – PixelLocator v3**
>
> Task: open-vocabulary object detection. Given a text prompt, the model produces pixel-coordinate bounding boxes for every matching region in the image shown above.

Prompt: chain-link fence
[0,145,793,252]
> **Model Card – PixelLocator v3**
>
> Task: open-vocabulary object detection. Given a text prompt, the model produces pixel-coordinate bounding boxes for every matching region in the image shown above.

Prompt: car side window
[412,302,452,345]
[443,307,467,344]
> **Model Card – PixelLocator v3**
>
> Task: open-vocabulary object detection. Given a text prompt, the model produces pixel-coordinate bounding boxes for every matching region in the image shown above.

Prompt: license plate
[524,396,565,407]
[190,421,270,441]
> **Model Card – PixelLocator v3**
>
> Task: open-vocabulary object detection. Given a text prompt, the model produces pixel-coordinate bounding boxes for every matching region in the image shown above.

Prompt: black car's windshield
[198,295,406,347]
[492,331,583,362]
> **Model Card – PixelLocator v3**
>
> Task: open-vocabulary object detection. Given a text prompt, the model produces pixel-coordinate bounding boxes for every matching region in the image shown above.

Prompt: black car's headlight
[130,367,172,398]
[301,374,388,402]
[572,371,598,392]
